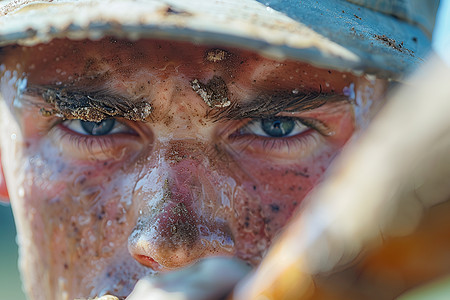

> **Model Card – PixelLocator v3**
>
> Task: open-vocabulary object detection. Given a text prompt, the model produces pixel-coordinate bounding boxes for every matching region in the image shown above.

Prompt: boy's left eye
[62,119,133,136]
[241,117,310,138]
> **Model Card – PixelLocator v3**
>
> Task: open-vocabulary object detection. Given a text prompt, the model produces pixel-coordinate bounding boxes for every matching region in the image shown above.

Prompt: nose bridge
[167,141,210,193]
[128,140,234,270]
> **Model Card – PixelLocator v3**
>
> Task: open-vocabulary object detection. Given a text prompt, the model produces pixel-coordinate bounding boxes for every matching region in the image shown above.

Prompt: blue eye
[261,118,295,137]
[61,119,133,136]
[81,119,115,136]
[242,117,309,138]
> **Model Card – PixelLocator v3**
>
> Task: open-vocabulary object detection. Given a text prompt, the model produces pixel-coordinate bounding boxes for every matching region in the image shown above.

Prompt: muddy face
[0,38,387,299]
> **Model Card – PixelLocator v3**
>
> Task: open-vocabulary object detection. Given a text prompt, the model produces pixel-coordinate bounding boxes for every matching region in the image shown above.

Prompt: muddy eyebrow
[210,89,346,121]
[22,85,152,122]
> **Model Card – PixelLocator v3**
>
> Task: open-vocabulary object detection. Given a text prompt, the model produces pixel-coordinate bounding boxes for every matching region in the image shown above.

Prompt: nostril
[128,171,235,270]
[133,254,162,271]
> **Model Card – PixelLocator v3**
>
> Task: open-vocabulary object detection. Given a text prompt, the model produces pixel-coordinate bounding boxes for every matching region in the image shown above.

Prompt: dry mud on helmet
[0,0,440,78]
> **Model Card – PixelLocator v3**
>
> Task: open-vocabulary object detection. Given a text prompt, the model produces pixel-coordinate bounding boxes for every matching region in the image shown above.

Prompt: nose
[128,146,235,270]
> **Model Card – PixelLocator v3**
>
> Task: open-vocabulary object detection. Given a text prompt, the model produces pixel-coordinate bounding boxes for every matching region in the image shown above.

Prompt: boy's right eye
[62,119,135,136]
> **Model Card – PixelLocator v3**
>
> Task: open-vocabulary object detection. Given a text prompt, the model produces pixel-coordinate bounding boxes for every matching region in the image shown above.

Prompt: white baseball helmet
[0,0,440,78]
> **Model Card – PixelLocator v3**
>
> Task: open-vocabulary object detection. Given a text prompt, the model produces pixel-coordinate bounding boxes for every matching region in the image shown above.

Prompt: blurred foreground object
[398,274,450,300]
[126,257,251,300]
[233,54,450,300]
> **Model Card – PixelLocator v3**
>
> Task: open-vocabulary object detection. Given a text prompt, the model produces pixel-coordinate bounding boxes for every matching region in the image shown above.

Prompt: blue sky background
[434,0,450,64]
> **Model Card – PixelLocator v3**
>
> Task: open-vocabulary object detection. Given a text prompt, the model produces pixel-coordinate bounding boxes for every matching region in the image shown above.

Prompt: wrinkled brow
[22,85,152,122]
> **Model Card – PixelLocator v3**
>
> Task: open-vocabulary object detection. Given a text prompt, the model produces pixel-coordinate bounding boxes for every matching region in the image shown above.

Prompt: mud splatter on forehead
[190,76,230,109]
[204,49,231,63]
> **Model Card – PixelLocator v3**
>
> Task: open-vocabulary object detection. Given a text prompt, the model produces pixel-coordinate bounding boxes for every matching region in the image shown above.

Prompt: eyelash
[50,119,141,161]
[239,118,309,138]
[61,119,134,136]
[62,129,115,151]
[227,116,326,157]
[50,114,330,160]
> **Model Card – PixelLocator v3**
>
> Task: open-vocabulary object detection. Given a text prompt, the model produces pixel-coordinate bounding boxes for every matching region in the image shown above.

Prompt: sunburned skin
[0,38,387,300]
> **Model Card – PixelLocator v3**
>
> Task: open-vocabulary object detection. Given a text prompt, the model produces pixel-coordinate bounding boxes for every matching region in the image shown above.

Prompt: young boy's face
[0,38,387,300]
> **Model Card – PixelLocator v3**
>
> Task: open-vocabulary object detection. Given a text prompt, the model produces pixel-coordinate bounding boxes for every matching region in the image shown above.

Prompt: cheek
[229,156,332,263]
[251,158,330,220]
[28,155,135,250]
[19,141,139,291]
[227,111,354,263]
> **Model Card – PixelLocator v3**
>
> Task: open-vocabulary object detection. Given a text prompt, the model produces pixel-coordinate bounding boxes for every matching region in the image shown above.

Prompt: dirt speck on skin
[205,49,230,63]
[172,202,189,218]
[190,76,231,108]
[374,34,414,56]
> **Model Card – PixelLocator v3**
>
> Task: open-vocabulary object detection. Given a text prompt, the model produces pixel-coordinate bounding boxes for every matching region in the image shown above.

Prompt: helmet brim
[0,0,432,78]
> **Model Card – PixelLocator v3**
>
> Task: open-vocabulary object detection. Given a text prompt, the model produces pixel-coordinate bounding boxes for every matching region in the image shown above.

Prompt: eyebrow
[22,85,152,122]
[210,88,345,121]
[22,84,344,123]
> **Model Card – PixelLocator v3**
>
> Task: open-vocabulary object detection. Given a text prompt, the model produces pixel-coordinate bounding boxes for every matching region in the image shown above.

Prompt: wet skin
[0,38,387,299]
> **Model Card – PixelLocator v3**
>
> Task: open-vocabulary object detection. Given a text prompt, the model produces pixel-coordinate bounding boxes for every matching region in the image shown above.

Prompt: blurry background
[0,204,26,300]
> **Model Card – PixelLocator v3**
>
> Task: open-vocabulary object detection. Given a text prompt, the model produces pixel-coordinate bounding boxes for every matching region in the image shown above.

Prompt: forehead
[1,38,354,93]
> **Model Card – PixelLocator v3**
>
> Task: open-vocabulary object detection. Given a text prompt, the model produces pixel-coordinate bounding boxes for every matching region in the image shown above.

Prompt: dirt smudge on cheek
[228,160,319,265]
[229,183,269,266]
